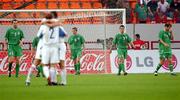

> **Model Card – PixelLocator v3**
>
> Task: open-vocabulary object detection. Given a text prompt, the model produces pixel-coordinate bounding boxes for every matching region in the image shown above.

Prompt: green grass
[0,74,180,100]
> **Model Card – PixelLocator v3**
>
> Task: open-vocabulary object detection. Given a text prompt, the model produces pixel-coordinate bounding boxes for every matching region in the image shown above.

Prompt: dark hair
[119,25,125,28]
[51,11,58,18]
[45,13,53,19]
[12,19,17,23]
[72,27,78,31]
[135,34,140,38]
[164,23,172,27]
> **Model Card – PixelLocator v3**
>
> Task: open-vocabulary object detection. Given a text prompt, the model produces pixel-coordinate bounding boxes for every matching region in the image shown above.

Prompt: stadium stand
[0,0,180,24]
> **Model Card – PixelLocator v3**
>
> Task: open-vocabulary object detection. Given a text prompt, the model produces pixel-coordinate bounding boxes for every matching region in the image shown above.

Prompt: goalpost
[0,9,126,74]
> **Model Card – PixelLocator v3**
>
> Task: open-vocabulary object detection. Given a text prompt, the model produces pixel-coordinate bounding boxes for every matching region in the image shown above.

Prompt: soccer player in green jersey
[4,19,24,77]
[154,23,176,76]
[68,27,85,75]
[110,25,134,76]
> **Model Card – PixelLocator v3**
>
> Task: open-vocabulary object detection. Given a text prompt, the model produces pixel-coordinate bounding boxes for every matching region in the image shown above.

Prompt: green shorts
[159,50,172,59]
[70,49,82,60]
[8,44,23,57]
[117,49,127,59]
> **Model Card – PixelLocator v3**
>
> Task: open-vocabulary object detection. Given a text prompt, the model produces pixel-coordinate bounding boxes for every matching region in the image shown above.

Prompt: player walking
[154,23,176,76]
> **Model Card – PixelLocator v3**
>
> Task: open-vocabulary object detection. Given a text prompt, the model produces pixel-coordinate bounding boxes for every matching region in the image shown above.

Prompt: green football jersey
[159,30,172,52]
[68,34,85,49]
[113,33,132,49]
[5,28,24,45]
[32,37,39,49]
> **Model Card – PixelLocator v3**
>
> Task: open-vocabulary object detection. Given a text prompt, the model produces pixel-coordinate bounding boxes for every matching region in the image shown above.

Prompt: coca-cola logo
[65,52,106,72]
[114,55,132,70]
[0,51,111,74]
[162,54,177,70]
[0,52,33,73]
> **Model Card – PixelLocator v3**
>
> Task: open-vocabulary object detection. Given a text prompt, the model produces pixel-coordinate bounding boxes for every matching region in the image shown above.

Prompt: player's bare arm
[129,42,135,49]
[41,19,63,27]
[20,39,24,47]
[169,30,174,40]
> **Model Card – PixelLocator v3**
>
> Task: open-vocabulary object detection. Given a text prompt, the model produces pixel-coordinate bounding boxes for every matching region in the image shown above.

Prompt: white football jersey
[37,25,60,45]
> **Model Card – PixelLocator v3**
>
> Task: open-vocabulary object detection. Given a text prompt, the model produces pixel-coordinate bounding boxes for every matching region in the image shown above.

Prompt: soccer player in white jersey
[37,13,59,85]
[42,11,68,86]
[25,20,47,86]
[25,13,56,86]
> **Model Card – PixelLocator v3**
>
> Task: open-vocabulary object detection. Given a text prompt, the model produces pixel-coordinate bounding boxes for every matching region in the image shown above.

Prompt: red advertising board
[0,50,111,75]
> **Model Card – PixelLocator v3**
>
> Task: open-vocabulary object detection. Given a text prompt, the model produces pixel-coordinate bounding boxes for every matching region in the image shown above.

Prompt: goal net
[0,9,126,74]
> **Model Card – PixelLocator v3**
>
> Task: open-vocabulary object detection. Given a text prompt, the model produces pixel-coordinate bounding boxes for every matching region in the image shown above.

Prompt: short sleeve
[81,35,85,44]
[159,31,163,40]
[127,34,132,43]
[112,35,117,44]
[5,29,10,40]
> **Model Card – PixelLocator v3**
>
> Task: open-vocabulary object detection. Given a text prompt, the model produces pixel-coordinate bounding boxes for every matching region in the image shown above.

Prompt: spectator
[116,0,126,8]
[135,1,148,23]
[170,0,180,12]
[106,0,117,8]
[147,0,158,21]
[142,0,151,5]
[157,0,170,16]
[124,1,133,23]
[133,34,146,50]
[100,0,108,8]
[167,0,173,4]
[170,0,180,22]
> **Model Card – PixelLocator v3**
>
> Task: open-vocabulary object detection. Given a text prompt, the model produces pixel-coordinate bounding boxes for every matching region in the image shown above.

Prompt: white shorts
[59,43,66,61]
[35,42,42,59]
[41,45,59,64]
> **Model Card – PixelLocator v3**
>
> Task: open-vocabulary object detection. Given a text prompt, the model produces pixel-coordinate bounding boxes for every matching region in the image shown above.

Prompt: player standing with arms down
[154,23,176,76]
[68,27,85,75]
[5,19,24,77]
[110,25,134,76]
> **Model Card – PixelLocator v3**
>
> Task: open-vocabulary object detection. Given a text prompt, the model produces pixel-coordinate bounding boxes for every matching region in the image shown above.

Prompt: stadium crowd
[101,0,180,23]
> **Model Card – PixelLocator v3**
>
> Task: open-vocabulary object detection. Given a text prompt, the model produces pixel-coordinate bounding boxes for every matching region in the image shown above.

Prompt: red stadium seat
[36,2,47,9]
[59,2,69,9]
[70,2,81,9]
[2,3,12,9]
[25,4,35,9]
[93,2,102,8]
[82,2,92,9]
[2,0,11,2]
[48,2,58,9]
[14,0,25,2]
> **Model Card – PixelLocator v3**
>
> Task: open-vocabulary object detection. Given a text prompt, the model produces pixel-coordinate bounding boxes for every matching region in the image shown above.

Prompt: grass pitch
[0,74,180,100]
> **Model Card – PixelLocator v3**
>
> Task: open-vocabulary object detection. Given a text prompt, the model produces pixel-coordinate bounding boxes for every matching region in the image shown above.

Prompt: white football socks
[26,64,36,82]
[43,66,50,79]
[50,67,57,83]
[61,68,67,85]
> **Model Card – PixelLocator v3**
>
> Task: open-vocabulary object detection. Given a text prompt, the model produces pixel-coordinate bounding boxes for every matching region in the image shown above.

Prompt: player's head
[119,25,125,33]
[45,12,53,24]
[12,19,18,29]
[72,27,78,35]
[164,23,172,31]
[135,34,140,40]
[45,12,53,19]
[51,11,58,19]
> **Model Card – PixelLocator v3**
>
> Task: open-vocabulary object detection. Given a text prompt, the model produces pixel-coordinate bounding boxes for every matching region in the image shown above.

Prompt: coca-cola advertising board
[0,50,111,75]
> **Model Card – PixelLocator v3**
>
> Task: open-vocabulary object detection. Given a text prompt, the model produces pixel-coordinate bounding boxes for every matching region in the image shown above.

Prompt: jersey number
[49,28,54,39]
